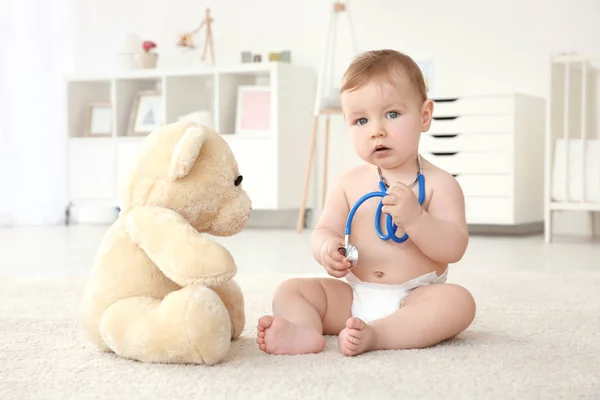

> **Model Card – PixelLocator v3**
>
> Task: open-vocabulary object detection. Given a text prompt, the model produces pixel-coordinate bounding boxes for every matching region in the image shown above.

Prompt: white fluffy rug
[1,269,599,399]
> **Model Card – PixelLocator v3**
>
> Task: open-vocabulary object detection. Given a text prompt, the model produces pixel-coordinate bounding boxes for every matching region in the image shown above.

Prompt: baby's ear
[421,99,434,131]
[168,126,207,181]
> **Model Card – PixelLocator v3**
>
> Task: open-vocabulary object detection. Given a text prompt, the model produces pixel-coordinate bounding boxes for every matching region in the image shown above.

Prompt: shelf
[116,136,145,143]
[549,201,600,211]
[219,132,271,139]
[68,136,113,142]
[217,72,270,135]
[115,78,161,137]
[65,62,289,82]
[64,62,317,224]
[67,80,112,138]
[68,138,115,201]
[545,53,600,242]
[551,53,600,65]
[165,74,215,127]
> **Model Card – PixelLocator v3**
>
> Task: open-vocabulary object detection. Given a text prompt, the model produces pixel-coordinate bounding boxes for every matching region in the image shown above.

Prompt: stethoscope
[338,155,425,268]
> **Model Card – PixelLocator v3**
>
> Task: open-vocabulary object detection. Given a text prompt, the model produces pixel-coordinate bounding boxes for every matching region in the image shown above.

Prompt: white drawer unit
[421,94,545,227]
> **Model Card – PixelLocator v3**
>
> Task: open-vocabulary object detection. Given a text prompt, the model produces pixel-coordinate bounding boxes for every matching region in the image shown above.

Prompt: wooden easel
[177,8,215,65]
[296,0,358,232]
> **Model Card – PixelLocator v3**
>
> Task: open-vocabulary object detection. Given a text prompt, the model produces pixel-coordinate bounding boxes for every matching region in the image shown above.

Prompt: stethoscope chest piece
[338,237,359,269]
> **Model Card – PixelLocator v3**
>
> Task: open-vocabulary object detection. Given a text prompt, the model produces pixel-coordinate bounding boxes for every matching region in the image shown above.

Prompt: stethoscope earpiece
[340,155,425,269]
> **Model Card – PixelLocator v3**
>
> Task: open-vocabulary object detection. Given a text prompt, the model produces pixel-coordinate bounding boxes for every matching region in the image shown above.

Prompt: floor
[1,225,599,399]
[0,224,599,278]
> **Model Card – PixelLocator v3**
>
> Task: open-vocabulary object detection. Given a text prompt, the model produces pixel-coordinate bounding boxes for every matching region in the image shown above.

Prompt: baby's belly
[346,217,446,285]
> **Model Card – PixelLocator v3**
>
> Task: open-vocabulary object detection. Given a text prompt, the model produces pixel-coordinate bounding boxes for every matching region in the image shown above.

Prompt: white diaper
[345,269,448,323]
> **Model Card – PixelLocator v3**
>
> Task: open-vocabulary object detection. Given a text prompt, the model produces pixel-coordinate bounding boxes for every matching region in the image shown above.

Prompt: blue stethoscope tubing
[344,171,425,244]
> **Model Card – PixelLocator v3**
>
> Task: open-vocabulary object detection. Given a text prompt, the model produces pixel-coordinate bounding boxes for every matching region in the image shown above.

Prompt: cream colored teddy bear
[79,120,252,365]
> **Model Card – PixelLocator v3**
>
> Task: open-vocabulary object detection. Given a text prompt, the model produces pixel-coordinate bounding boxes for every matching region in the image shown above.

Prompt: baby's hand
[320,238,352,278]
[381,182,424,228]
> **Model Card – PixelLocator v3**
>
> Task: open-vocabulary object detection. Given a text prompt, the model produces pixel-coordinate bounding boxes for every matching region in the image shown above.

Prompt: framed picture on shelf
[85,102,112,137]
[235,85,271,136]
[128,90,164,136]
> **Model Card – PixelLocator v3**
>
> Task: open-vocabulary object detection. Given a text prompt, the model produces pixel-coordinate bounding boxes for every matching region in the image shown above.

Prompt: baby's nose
[371,128,386,138]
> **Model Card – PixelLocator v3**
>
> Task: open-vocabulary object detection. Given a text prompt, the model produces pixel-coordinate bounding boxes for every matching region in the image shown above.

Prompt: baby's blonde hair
[340,49,427,104]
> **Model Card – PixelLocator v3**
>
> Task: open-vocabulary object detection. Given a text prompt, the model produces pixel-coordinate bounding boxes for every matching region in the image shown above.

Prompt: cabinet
[420,94,546,227]
[65,62,316,223]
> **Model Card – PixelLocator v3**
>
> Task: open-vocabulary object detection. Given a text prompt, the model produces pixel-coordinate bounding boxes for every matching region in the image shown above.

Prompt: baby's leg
[339,283,475,356]
[257,277,352,355]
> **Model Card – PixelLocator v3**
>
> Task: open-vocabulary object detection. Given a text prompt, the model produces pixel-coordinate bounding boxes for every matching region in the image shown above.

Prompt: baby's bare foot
[338,317,375,356]
[256,315,325,355]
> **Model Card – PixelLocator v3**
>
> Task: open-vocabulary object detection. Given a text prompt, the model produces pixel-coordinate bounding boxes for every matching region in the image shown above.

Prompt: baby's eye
[386,111,399,119]
[354,117,368,126]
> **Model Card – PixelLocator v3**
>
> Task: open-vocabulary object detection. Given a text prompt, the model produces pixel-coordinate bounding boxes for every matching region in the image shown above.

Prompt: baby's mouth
[373,145,391,153]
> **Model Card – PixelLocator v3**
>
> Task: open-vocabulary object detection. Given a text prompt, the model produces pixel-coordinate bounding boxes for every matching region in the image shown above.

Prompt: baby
[256,49,476,356]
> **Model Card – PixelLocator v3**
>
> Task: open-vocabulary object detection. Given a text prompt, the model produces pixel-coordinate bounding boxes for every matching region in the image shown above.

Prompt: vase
[134,52,158,69]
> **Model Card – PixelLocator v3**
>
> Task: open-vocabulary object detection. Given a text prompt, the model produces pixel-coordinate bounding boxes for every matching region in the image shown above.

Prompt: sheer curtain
[0,0,77,226]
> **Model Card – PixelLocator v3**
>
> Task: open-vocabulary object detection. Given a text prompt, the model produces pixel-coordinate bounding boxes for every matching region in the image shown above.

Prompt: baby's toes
[345,333,361,345]
[345,339,359,351]
[346,317,366,330]
[348,328,363,340]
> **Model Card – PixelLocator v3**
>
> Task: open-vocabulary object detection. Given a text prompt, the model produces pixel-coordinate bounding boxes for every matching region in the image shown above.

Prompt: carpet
[1,269,599,400]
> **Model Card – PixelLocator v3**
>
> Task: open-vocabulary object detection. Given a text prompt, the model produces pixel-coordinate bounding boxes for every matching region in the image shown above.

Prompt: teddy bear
[78,120,252,365]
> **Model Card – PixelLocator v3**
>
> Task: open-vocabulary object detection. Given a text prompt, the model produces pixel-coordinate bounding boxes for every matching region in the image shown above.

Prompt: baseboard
[467,222,544,236]
[247,209,312,229]
[64,205,545,236]
[64,205,313,229]
[248,211,545,235]
[66,204,119,225]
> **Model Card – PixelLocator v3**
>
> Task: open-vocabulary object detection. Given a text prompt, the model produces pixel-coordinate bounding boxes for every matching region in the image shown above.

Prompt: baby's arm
[404,172,469,264]
[311,179,350,266]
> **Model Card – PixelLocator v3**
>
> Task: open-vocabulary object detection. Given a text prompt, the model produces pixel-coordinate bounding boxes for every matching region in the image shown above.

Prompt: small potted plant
[135,40,158,69]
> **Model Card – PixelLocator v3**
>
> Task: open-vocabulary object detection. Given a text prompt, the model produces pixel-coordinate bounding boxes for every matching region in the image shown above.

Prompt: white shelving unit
[65,62,316,224]
[545,53,600,243]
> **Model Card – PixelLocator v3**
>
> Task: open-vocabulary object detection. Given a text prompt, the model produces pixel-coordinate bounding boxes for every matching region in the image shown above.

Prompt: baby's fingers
[326,266,349,278]
[326,255,351,271]
[332,247,347,262]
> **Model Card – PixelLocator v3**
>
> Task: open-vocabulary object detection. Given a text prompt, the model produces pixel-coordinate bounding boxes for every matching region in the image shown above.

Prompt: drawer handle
[431,133,459,138]
[430,152,458,156]
[433,98,459,103]
[433,116,459,121]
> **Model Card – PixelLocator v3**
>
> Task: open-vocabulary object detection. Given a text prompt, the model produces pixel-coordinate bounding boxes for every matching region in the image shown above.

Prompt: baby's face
[341,77,431,170]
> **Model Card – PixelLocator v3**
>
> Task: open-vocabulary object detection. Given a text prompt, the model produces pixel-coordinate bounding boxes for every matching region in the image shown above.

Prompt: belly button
[374,271,384,278]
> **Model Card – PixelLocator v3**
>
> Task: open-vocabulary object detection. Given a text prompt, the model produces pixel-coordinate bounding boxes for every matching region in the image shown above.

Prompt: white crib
[545,53,600,242]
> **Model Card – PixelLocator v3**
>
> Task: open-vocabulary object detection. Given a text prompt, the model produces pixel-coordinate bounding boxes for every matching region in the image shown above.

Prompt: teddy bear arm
[126,205,237,287]
[211,279,245,340]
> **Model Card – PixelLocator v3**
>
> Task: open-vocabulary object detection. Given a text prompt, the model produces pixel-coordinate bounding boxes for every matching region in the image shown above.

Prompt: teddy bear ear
[168,126,207,181]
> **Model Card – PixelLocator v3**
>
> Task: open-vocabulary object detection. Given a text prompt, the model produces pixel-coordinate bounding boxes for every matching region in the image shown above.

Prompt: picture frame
[85,102,112,137]
[128,90,164,136]
[235,86,271,136]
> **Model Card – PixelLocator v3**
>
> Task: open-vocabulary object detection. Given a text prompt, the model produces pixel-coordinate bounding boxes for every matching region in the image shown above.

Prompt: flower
[142,40,157,53]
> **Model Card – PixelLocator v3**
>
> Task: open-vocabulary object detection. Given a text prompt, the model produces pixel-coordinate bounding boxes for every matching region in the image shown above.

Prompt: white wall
[73,0,600,236]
